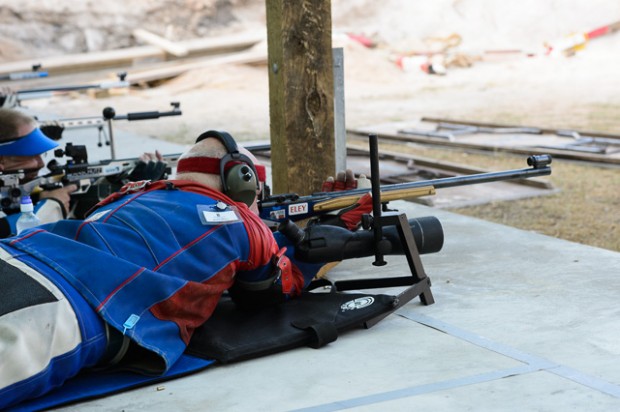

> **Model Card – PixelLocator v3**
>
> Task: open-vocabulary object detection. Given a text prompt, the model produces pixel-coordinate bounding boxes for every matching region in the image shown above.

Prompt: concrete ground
[52,197,620,411]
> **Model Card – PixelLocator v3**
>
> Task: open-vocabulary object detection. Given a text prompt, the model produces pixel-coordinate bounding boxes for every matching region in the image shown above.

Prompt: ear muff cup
[225,163,258,207]
[195,130,260,207]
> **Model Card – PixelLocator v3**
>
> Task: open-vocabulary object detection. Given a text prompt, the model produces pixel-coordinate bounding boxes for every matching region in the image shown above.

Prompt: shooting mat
[9,291,396,411]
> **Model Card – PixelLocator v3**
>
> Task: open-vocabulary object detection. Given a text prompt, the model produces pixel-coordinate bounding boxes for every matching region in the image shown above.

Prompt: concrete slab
[53,200,620,411]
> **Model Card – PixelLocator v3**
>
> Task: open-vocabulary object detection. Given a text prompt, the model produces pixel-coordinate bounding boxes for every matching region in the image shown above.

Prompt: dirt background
[1,0,619,251]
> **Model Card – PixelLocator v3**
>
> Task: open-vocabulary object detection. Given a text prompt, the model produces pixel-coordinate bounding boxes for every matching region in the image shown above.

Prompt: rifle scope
[278,216,444,264]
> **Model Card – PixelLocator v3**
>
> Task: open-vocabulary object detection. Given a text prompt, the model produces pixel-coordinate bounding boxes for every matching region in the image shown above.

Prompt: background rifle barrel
[18,85,101,94]
[0,71,48,81]
[114,110,182,121]
[16,81,128,95]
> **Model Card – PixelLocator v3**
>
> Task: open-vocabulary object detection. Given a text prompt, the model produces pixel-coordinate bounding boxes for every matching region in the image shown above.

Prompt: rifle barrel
[260,155,552,209]
[390,162,551,192]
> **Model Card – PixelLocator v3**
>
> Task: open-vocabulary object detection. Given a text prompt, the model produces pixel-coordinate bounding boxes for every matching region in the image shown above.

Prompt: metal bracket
[314,134,435,327]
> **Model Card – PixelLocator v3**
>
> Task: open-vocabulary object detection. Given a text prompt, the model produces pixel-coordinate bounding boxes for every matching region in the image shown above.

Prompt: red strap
[587,26,610,39]
[177,157,267,182]
[274,248,292,294]
[339,193,373,230]
[176,157,220,175]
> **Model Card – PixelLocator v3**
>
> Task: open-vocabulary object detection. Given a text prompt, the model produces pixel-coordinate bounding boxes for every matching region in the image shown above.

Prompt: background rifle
[0,64,48,81]
[259,154,552,224]
[0,143,181,215]
[0,171,32,211]
[0,72,128,108]
[101,103,181,159]
[39,102,182,159]
[0,100,183,214]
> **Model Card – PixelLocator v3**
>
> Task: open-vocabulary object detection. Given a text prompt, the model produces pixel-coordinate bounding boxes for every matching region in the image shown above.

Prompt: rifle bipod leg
[328,212,434,299]
[335,133,435,309]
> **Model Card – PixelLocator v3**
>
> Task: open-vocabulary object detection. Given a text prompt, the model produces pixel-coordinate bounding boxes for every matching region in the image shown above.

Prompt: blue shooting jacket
[0,180,308,373]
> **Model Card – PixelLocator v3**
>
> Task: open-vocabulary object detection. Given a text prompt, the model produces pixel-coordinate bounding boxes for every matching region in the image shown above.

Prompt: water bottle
[16,196,41,235]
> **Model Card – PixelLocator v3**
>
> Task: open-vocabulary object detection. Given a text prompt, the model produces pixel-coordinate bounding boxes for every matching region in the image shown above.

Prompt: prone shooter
[0,130,553,409]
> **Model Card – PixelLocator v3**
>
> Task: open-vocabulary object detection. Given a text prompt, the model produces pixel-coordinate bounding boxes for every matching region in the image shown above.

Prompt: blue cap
[0,127,59,156]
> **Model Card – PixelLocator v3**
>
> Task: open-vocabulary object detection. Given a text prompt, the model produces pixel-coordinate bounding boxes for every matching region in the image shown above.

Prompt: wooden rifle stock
[312,186,436,212]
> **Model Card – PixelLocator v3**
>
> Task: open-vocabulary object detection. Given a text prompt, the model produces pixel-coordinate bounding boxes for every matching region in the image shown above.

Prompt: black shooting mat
[187,290,398,363]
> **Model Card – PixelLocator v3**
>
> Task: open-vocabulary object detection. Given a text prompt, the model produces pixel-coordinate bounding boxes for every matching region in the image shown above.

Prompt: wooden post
[265,0,335,195]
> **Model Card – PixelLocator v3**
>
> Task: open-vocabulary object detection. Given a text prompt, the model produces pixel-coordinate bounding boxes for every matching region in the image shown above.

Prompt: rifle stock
[259,154,552,224]
[311,186,436,212]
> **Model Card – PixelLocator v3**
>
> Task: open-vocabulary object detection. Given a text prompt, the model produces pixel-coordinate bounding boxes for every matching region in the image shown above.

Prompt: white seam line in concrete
[290,310,620,411]
[400,311,620,399]
[290,365,540,412]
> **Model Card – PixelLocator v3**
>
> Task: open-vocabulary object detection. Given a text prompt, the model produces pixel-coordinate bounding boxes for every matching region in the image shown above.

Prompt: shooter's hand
[316,169,373,230]
[40,123,65,141]
[314,193,373,230]
[128,150,167,181]
[39,184,78,217]
[321,169,371,191]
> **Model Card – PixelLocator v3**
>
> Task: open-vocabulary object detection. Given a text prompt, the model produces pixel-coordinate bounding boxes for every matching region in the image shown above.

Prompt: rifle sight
[527,154,552,169]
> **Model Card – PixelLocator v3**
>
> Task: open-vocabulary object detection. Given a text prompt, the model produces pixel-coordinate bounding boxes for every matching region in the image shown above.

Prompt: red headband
[176,156,267,183]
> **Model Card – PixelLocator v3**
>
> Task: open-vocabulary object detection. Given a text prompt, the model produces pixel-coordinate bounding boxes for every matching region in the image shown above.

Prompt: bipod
[322,134,435,327]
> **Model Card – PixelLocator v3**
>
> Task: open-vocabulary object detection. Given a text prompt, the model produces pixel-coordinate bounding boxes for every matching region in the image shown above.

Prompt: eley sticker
[288,202,308,216]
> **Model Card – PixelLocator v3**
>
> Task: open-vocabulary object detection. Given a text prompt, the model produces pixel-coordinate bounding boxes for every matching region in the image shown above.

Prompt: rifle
[272,136,553,317]
[259,154,552,225]
[0,72,129,108]
[0,64,48,81]
[39,102,182,159]
[0,143,181,216]
[61,152,182,219]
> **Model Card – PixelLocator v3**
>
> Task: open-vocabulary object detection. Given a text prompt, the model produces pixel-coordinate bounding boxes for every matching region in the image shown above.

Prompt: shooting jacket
[0,180,311,373]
